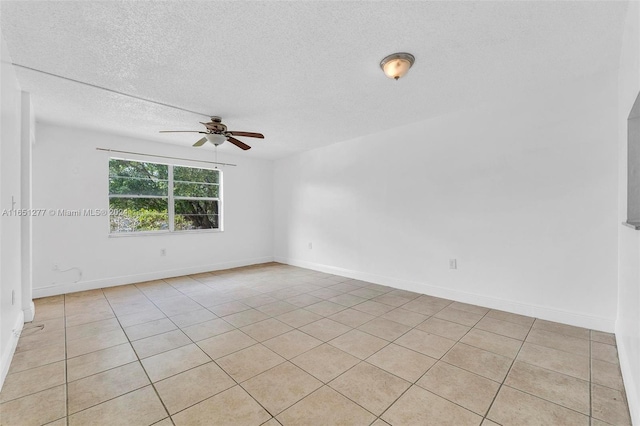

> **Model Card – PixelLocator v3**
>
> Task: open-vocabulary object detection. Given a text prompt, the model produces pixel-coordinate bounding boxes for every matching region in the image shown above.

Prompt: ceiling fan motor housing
[204,122,227,134]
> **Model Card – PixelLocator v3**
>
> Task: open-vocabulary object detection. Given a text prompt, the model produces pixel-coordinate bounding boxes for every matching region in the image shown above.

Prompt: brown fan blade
[228,131,264,139]
[227,136,251,150]
[159,130,206,133]
[193,137,207,147]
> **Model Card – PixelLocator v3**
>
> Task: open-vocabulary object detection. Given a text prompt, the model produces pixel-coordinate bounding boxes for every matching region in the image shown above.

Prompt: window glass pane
[174,182,219,198]
[109,159,168,196]
[109,198,169,233]
[174,199,219,230]
[173,166,219,184]
[109,177,168,196]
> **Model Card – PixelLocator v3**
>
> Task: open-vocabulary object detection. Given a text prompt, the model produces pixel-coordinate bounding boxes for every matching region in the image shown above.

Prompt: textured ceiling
[0,1,630,159]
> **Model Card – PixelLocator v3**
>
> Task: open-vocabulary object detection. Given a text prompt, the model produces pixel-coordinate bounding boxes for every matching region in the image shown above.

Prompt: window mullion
[109,195,167,199]
[219,169,223,232]
[168,165,175,232]
[173,197,220,201]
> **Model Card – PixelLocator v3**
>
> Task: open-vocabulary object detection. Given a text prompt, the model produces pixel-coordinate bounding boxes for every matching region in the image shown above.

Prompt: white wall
[274,70,620,332]
[616,1,640,424]
[31,123,274,297]
[20,92,34,322]
[0,34,24,389]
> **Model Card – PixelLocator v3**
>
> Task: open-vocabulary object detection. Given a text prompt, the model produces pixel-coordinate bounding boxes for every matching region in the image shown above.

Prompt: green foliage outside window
[109,159,220,233]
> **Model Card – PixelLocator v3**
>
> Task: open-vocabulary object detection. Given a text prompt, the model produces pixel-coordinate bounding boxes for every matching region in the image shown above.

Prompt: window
[626,91,640,229]
[109,158,221,234]
[173,165,220,231]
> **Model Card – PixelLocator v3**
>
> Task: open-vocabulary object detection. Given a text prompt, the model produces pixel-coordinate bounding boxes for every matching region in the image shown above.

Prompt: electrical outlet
[308,242,313,249]
[160,248,166,256]
[449,259,457,270]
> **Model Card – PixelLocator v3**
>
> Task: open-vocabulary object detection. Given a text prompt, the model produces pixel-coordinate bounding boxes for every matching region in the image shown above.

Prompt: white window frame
[108,158,223,236]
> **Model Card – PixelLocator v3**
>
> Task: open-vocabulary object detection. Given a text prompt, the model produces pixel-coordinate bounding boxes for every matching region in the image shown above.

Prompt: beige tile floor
[0,263,631,426]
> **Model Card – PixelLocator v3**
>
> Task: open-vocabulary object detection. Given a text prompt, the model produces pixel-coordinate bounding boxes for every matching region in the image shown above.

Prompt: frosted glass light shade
[206,133,227,146]
[380,53,415,80]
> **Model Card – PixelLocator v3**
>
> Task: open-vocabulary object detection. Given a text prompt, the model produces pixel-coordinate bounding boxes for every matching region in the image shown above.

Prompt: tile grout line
[160,273,288,420]
[6,308,580,394]
[191,275,373,421]
[16,266,625,425]
[165,274,403,421]
[116,277,329,370]
[423,314,602,421]
[497,384,592,420]
[329,300,477,423]
[480,324,594,418]
[590,329,593,422]
[132,277,280,424]
[525,326,598,358]
[0,315,67,410]
[279,383,379,423]
[18,289,436,420]
[375,303,493,423]
[101,287,176,425]
[424,305,496,421]
[198,266,544,422]
[59,294,160,419]
[64,293,70,426]
[22,288,447,422]
[481,317,536,423]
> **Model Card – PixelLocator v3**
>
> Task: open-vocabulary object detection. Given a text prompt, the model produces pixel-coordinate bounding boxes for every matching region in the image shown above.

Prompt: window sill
[622,221,640,230]
[109,229,222,238]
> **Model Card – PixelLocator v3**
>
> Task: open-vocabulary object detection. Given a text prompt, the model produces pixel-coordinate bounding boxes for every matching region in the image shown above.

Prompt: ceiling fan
[160,116,264,150]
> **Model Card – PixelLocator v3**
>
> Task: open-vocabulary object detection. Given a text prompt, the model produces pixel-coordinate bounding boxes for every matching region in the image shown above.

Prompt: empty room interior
[1,1,640,425]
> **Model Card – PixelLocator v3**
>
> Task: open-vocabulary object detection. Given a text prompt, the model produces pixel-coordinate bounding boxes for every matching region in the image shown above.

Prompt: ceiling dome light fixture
[205,133,227,146]
[380,52,415,80]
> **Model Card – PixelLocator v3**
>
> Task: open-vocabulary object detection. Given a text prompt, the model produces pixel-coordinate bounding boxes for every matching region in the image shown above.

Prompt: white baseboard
[276,257,615,332]
[0,310,24,392]
[33,256,274,298]
[23,301,35,322]
[616,333,639,425]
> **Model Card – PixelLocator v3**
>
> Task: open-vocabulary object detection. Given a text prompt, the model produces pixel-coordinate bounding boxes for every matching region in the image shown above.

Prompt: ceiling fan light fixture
[206,133,227,146]
[380,52,415,80]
